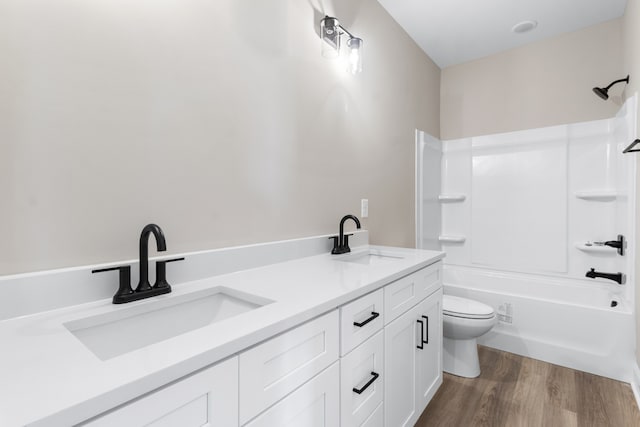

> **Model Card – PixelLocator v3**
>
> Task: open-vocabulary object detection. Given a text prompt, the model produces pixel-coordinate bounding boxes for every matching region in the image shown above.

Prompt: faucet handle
[329,236,340,253]
[154,257,185,290]
[92,265,134,304]
[343,234,354,253]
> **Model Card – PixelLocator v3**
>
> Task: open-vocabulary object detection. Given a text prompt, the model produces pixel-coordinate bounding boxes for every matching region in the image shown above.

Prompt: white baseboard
[632,363,640,412]
[479,329,633,383]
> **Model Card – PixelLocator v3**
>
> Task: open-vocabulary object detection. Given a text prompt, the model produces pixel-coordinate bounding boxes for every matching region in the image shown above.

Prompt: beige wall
[0,0,440,274]
[441,19,623,140]
[622,0,640,367]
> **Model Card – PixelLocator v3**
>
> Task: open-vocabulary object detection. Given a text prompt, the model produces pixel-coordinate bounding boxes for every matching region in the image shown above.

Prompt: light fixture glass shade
[347,37,363,74]
[321,16,341,58]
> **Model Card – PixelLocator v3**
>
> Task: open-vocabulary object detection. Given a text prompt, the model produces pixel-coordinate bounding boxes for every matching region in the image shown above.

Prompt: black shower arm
[604,76,630,90]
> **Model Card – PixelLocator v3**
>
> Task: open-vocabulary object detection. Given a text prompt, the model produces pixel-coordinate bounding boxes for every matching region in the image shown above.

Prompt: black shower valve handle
[603,235,625,256]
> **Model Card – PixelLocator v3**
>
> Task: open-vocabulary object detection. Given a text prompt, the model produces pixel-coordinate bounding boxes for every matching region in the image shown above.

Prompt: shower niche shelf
[439,235,466,244]
[574,190,618,201]
[575,243,617,254]
[438,194,466,203]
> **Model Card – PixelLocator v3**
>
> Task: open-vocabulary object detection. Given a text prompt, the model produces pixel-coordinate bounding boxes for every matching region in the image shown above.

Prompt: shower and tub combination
[416,95,637,382]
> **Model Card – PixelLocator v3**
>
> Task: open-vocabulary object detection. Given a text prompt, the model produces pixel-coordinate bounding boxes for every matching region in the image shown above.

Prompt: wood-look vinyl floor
[416,346,640,427]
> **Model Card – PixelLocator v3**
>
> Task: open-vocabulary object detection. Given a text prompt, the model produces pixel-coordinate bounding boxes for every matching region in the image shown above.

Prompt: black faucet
[585,268,625,285]
[330,214,361,255]
[92,224,184,304]
[137,224,167,292]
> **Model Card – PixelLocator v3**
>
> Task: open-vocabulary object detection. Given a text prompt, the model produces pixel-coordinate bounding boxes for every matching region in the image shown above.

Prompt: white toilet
[442,295,497,378]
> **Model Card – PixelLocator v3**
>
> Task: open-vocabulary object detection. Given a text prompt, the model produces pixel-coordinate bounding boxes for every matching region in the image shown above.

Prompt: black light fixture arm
[337,24,355,39]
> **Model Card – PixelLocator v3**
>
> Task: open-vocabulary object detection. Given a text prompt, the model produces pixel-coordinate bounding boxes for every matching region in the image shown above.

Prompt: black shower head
[592,86,610,100]
[593,75,630,101]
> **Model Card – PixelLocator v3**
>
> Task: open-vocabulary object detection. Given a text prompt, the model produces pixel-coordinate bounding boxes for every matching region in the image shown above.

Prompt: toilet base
[443,336,481,378]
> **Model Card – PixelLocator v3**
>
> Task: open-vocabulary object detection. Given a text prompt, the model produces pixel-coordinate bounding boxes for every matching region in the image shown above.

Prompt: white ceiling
[376,0,628,68]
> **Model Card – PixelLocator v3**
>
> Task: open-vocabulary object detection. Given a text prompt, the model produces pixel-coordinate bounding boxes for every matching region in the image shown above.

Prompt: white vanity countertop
[0,245,444,427]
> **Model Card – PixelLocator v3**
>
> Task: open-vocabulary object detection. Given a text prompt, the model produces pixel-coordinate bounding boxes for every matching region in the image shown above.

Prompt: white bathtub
[444,265,635,382]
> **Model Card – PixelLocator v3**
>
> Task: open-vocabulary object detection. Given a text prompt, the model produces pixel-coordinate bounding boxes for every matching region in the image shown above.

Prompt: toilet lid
[443,295,495,319]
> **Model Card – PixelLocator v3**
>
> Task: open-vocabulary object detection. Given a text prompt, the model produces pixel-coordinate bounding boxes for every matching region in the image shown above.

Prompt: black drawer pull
[352,371,380,394]
[353,311,380,327]
[422,315,429,344]
[417,319,424,349]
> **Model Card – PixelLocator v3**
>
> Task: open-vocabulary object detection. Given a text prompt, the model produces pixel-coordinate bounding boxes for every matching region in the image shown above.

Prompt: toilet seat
[443,295,495,319]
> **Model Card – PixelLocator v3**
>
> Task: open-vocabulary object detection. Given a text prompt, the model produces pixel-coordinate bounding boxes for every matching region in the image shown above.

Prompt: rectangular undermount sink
[65,286,273,361]
[336,249,404,266]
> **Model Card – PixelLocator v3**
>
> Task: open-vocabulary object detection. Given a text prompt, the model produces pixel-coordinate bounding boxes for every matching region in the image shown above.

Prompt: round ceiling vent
[512,20,538,34]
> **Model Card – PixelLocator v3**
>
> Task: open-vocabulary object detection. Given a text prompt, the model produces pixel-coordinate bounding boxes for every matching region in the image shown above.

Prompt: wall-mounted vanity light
[320,15,363,75]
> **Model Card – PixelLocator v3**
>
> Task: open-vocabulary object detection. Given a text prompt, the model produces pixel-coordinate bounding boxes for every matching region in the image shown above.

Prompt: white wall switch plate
[361,199,369,218]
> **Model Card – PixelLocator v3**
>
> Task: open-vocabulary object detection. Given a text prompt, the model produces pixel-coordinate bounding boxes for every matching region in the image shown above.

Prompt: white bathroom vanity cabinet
[0,243,444,427]
[79,261,443,427]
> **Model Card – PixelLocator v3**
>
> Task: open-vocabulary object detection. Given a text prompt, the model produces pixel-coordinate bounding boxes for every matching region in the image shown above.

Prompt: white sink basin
[64,286,273,360]
[336,249,404,266]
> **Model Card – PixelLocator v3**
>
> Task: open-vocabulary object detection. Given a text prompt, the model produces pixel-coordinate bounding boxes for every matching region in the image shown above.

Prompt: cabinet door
[239,310,339,424]
[340,330,384,427]
[384,271,422,325]
[361,402,383,427]
[244,362,340,427]
[82,356,238,427]
[416,289,443,413]
[384,303,420,427]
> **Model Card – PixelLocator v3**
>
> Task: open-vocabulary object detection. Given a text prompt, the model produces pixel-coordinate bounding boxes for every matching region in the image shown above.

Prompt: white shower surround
[439,96,637,381]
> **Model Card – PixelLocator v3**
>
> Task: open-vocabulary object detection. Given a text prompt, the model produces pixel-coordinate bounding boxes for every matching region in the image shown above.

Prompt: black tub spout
[585,268,625,285]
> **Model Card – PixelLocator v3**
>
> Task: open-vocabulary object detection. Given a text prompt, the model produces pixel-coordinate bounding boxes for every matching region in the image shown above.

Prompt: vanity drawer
[384,262,442,324]
[415,261,442,301]
[340,289,384,356]
[340,330,384,427]
[239,310,339,425]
